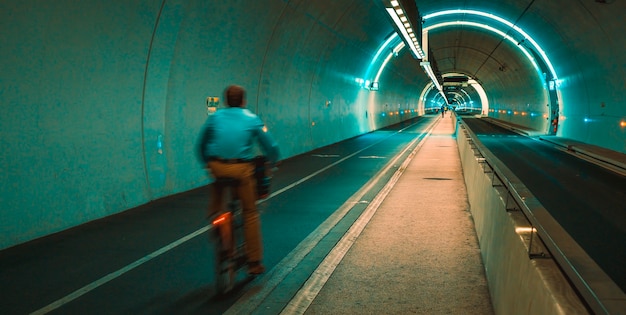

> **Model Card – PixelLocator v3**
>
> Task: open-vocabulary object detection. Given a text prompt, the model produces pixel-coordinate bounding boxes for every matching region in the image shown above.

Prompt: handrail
[458,121,626,315]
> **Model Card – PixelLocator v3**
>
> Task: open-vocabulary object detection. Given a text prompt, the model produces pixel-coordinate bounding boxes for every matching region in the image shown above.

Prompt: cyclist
[197,84,280,275]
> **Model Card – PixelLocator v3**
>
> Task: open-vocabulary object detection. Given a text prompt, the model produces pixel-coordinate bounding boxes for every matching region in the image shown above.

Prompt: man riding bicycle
[197,85,280,275]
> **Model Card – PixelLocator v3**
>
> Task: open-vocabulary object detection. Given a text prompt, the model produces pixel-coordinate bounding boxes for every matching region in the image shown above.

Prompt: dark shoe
[247,261,266,275]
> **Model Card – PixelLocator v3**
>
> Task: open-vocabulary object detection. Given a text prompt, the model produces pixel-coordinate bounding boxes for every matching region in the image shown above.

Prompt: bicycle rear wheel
[214,242,235,293]
[213,213,235,294]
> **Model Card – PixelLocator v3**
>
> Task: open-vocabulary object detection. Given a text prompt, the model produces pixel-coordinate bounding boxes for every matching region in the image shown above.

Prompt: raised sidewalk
[231,115,494,314]
[299,114,493,314]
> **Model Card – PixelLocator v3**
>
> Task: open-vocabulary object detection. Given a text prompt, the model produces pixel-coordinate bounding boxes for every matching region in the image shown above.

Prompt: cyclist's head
[225,85,246,107]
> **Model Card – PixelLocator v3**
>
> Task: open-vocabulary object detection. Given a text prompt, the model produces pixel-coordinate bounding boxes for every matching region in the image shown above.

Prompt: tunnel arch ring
[366,9,561,116]
[367,10,561,85]
[422,9,559,81]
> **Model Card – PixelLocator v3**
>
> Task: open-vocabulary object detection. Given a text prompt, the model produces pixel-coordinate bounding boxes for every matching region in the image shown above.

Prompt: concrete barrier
[455,120,588,314]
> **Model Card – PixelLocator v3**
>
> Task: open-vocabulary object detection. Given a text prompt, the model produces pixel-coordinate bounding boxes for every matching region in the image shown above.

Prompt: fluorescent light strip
[385,4,442,94]
[423,64,442,91]
[422,64,446,100]
[386,8,423,58]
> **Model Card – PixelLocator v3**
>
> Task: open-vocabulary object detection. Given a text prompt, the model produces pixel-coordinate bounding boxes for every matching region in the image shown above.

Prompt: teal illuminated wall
[0,1,423,249]
[1,0,624,250]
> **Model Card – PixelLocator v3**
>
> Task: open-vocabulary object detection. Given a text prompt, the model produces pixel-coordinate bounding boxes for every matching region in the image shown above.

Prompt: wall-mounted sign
[206,96,219,116]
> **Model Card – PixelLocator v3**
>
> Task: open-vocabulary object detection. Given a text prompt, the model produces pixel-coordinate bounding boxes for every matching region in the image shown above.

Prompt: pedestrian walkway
[231,115,494,314]
[301,115,493,314]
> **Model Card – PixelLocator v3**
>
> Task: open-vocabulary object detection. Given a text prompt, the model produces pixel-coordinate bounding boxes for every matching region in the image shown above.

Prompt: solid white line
[266,124,418,202]
[30,145,375,314]
[30,119,432,315]
[30,226,209,315]
[225,118,439,314]
[278,119,436,315]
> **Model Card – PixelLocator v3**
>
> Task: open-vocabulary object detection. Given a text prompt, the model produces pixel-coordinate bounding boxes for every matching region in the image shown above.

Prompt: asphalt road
[0,116,435,315]
[3,115,622,314]
[461,117,626,293]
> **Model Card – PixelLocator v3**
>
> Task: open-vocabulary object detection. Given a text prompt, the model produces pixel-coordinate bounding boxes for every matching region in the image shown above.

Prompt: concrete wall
[492,1,626,150]
[1,0,624,252]
[0,0,425,249]
[455,118,588,314]
[455,28,550,134]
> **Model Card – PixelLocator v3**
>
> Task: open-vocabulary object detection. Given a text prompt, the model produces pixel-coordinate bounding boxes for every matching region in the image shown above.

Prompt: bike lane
[2,116,436,314]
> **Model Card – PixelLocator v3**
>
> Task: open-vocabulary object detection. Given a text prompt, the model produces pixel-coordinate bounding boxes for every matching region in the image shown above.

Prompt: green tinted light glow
[424,21,541,75]
[423,9,558,81]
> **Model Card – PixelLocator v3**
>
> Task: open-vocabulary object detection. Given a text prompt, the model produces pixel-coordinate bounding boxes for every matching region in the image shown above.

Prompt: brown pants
[208,160,263,262]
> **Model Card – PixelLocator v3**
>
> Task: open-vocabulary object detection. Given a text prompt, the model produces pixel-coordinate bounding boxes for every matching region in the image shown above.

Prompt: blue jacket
[197,107,280,164]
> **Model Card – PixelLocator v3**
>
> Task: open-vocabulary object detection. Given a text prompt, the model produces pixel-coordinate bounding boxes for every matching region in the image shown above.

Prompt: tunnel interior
[1,0,624,249]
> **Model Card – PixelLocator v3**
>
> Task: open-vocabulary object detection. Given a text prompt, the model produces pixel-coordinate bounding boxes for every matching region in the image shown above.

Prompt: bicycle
[211,177,247,294]
[209,156,273,294]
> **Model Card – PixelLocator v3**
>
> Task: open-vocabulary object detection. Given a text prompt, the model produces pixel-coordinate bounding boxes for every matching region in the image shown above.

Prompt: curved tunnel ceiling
[369,4,557,117]
[1,0,623,253]
[422,9,557,115]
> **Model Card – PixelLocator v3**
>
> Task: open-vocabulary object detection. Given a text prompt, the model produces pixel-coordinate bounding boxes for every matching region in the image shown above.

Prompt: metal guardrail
[458,121,626,315]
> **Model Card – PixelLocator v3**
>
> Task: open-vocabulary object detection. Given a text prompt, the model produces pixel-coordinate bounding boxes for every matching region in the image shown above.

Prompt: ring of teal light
[423,9,559,81]
[365,9,560,88]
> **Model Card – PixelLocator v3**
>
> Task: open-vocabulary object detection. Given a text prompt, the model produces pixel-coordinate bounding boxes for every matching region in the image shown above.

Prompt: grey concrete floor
[301,115,493,314]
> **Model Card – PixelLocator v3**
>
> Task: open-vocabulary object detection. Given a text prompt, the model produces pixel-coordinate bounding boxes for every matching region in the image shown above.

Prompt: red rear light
[212,212,232,226]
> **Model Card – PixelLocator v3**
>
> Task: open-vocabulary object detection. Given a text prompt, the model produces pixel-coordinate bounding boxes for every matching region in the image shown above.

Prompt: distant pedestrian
[441,105,445,117]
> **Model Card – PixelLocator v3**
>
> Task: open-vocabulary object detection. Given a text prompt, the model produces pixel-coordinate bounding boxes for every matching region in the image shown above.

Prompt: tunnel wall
[0,1,427,249]
[455,118,587,314]
[540,2,626,153]
[425,2,626,153]
[1,1,161,250]
[484,42,551,135]
[431,27,551,134]
[485,1,626,152]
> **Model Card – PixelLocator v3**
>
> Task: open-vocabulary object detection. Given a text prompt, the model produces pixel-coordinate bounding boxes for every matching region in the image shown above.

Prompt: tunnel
[1,0,625,314]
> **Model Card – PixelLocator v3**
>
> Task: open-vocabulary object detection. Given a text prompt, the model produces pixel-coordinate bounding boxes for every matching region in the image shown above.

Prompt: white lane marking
[358,155,386,159]
[311,154,340,158]
[225,119,439,314]
[31,119,432,315]
[265,122,422,202]
[30,226,209,315]
[278,119,436,315]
